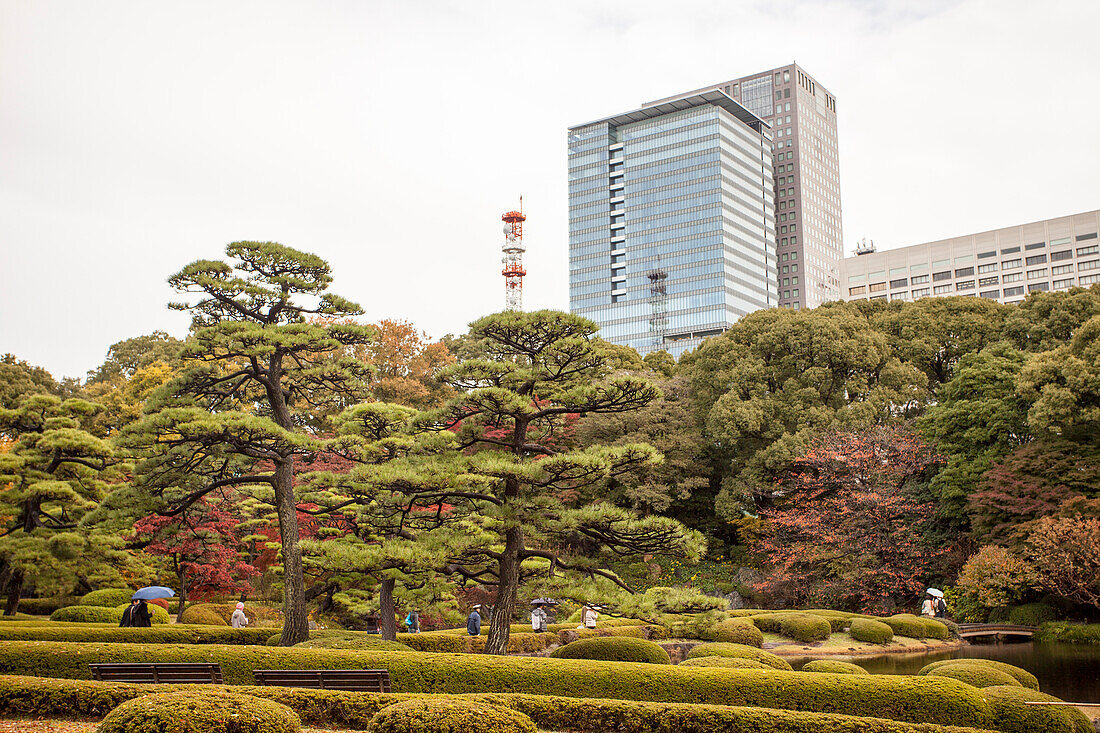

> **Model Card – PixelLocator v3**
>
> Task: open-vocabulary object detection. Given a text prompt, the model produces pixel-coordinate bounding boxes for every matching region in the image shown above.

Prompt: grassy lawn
[759,630,960,655]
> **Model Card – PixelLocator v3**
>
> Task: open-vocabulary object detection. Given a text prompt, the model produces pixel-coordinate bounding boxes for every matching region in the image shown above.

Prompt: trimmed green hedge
[550,637,671,664]
[99,689,300,733]
[802,660,868,675]
[850,618,894,644]
[1007,604,1059,627]
[50,606,117,623]
[78,589,134,607]
[295,636,411,652]
[917,660,1038,691]
[684,643,793,671]
[679,656,770,670]
[1034,622,1100,645]
[367,698,536,733]
[780,614,832,643]
[885,615,948,640]
[0,623,273,645]
[0,642,1000,728]
[178,604,228,626]
[0,675,1006,733]
[113,603,171,625]
[927,664,1022,689]
[982,684,1093,733]
[398,632,556,654]
[13,598,77,615]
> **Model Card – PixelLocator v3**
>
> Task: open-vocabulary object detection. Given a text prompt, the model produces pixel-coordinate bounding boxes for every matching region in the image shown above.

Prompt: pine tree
[121,242,374,644]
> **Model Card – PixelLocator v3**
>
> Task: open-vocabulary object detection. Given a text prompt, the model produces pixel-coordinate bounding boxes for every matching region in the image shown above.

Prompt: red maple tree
[754,426,945,613]
[133,494,259,612]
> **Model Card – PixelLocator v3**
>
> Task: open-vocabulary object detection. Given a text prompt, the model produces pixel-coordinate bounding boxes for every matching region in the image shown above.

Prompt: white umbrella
[926,588,944,598]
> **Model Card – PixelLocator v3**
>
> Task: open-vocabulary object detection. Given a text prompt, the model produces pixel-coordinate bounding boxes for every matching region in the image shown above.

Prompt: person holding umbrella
[119,599,139,627]
[922,588,946,618]
[530,600,547,632]
[130,586,175,627]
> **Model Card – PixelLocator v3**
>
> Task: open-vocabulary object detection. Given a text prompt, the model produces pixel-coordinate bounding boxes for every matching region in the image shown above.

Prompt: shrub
[1008,603,1059,626]
[99,689,300,733]
[78,589,134,608]
[849,618,894,644]
[0,624,273,646]
[113,603,171,625]
[295,636,411,652]
[1034,622,1100,644]
[0,642,1002,728]
[687,617,764,647]
[15,597,77,615]
[556,625,654,646]
[0,675,1019,733]
[927,663,1022,689]
[550,637,671,664]
[50,606,117,623]
[918,659,1039,690]
[685,643,792,671]
[801,660,868,675]
[679,656,770,670]
[367,698,536,733]
[779,613,832,643]
[178,604,231,626]
[180,602,283,627]
[884,614,948,640]
[982,684,1093,733]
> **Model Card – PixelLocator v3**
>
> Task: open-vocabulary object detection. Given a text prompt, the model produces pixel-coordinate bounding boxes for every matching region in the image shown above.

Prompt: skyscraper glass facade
[568,93,776,357]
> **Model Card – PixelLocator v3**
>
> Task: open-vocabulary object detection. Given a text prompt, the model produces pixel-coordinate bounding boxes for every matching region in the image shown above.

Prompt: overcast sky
[2,0,1098,379]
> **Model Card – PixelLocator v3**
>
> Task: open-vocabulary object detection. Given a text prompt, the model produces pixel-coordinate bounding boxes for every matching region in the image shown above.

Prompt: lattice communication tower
[501,204,527,311]
[647,268,669,349]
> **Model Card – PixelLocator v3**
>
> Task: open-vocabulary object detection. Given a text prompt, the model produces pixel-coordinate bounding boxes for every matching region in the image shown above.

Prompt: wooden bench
[252,669,392,692]
[89,663,223,684]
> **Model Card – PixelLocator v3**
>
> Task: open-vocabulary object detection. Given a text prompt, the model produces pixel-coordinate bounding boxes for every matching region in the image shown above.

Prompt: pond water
[788,641,1100,703]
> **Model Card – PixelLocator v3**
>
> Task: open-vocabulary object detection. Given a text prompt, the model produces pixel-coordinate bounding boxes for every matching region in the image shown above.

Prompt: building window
[978,251,996,259]
[1001,246,1021,254]
[1025,254,1047,265]
[912,288,930,298]
[611,253,625,264]
[1025,242,1047,250]
[869,282,886,293]
[933,271,952,282]
[1051,249,1073,261]
[1002,258,1022,269]
[933,284,953,295]
[1003,286,1024,297]
[910,274,929,285]
[1051,264,1074,276]
[1076,232,1098,241]
[978,263,997,274]
[956,281,974,291]
[1027,268,1048,280]
[1081,273,1100,285]
[980,290,999,299]
[849,285,865,295]
[955,267,974,277]
[1028,282,1050,293]
[890,278,907,289]
[1078,245,1099,257]
[979,276,999,286]
[1002,272,1023,283]
[611,293,623,303]
[1079,259,1100,272]
[1053,278,1074,290]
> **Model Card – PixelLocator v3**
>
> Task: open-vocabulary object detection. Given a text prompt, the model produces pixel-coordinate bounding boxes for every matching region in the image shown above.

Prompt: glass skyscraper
[568,90,776,357]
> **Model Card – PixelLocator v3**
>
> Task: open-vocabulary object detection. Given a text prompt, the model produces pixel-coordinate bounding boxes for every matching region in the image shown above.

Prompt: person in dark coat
[467,605,482,636]
[132,599,153,627]
[119,599,139,627]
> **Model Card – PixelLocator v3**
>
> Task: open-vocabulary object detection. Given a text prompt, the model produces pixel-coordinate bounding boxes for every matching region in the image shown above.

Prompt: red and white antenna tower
[501,201,527,311]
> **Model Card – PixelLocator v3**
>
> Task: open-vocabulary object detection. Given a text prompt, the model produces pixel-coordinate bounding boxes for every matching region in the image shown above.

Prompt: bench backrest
[89,663,223,684]
[252,668,392,692]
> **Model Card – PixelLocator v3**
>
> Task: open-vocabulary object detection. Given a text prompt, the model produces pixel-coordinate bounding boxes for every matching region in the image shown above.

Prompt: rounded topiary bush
[685,642,793,670]
[886,613,949,639]
[679,656,770,670]
[982,684,1093,733]
[1008,603,1059,627]
[801,659,869,675]
[918,658,1039,690]
[702,618,764,647]
[367,699,536,733]
[928,662,1022,689]
[79,589,134,608]
[179,604,229,626]
[549,636,671,664]
[849,617,894,644]
[917,617,949,640]
[98,689,300,733]
[50,605,117,623]
[113,603,170,625]
[779,613,831,643]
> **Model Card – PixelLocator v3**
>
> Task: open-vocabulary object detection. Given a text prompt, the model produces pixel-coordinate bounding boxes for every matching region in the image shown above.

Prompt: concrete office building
[567,90,776,358]
[840,210,1100,305]
[648,63,843,310]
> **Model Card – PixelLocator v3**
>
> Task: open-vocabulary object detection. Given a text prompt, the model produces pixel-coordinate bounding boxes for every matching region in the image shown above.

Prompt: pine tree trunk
[485,525,522,655]
[274,459,309,646]
[4,569,23,616]
[378,577,397,641]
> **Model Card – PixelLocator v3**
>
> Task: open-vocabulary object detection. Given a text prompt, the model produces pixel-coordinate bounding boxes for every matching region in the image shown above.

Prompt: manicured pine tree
[121,242,374,645]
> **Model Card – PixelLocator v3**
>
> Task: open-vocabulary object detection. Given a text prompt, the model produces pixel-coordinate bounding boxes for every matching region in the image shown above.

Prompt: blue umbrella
[131,586,176,600]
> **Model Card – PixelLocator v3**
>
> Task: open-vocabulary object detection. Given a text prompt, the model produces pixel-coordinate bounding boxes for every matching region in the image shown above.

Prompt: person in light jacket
[467,605,482,636]
[583,605,599,629]
[530,603,547,632]
[231,602,249,628]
